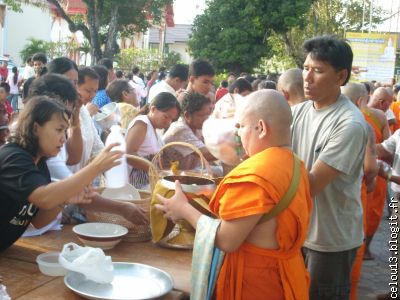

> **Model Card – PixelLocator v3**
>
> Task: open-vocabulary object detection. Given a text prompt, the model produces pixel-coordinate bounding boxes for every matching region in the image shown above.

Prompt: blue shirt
[92,90,111,108]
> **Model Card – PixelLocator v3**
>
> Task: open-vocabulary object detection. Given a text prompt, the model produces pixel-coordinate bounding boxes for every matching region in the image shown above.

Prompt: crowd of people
[0,34,399,300]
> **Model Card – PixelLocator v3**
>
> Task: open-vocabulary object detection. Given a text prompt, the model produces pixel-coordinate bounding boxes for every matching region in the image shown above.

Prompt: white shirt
[126,115,163,157]
[386,108,396,121]
[68,106,104,173]
[148,80,176,103]
[6,73,22,94]
[381,129,400,192]
[22,65,35,80]
[129,79,147,101]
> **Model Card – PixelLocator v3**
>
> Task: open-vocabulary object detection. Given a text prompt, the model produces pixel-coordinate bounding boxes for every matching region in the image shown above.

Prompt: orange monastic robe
[209,147,312,300]
[390,101,400,133]
[350,180,368,300]
[362,109,387,237]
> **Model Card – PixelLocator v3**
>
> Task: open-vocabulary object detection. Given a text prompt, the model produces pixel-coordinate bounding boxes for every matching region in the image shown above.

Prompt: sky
[374,0,400,33]
[173,0,206,24]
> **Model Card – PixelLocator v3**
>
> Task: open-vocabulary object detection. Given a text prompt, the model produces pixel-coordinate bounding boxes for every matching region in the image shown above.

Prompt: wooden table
[0,225,192,299]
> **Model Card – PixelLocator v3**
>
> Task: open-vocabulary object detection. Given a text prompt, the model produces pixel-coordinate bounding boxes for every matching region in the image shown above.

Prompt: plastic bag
[59,243,114,284]
[0,284,11,300]
[203,118,243,166]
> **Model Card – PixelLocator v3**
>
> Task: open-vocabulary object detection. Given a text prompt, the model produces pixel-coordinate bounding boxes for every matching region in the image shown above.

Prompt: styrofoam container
[36,252,68,276]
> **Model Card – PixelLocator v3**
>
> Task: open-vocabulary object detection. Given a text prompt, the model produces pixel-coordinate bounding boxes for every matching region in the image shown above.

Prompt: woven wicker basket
[86,189,152,242]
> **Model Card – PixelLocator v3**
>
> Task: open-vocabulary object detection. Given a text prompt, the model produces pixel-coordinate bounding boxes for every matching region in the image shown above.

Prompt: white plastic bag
[59,243,114,284]
[0,284,11,300]
[203,118,242,166]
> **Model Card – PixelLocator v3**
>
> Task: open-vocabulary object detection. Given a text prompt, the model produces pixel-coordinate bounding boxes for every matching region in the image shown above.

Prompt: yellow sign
[346,32,397,84]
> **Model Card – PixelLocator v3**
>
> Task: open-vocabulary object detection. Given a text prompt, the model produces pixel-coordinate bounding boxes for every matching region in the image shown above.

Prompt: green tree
[5,0,172,63]
[19,38,50,62]
[268,0,388,68]
[188,0,314,73]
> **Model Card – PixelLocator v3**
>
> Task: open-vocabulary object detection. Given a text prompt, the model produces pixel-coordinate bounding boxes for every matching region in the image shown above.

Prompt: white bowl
[36,252,68,276]
[93,102,120,130]
[73,223,128,250]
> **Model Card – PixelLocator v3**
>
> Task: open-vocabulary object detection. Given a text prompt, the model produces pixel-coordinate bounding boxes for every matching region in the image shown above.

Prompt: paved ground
[358,207,393,300]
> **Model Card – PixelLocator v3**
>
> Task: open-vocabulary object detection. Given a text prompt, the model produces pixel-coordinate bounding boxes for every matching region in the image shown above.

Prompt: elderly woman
[126,92,180,189]
[0,96,122,251]
[162,92,216,171]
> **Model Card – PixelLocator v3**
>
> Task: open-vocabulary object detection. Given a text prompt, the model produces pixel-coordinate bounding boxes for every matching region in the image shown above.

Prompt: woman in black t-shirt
[0,96,122,251]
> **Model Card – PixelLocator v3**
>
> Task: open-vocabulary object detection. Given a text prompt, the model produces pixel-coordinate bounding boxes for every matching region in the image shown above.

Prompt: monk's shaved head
[243,89,292,140]
[369,86,393,111]
[341,82,368,105]
[278,69,304,96]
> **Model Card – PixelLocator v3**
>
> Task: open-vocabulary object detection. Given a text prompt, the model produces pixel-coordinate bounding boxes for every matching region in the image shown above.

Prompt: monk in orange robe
[390,100,400,133]
[156,90,312,299]
[365,87,391,260]
[341,83,379,299]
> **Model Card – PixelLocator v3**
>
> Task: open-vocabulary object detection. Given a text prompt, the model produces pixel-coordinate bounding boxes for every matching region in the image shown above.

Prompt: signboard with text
[346,32,397,84]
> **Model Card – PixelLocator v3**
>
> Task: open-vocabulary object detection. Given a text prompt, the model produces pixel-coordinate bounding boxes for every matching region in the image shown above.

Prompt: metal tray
[64,262,174,300]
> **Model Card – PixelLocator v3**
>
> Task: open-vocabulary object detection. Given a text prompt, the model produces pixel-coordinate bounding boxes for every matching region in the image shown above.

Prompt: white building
[148,24,193,64]
[0,2,52,66]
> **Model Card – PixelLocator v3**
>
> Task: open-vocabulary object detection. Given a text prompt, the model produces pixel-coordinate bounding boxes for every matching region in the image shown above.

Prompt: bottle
[104,125,128,188]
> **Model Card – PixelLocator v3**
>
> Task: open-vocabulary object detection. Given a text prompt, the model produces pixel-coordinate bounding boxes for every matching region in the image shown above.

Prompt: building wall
[0,4,52,66]
[169,42,192,64]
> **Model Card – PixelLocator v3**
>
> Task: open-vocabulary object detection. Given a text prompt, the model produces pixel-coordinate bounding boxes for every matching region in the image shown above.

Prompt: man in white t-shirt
[148,64,189,103]
[291,36,368,300]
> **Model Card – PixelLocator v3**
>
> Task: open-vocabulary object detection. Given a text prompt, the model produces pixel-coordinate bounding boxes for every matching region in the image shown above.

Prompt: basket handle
[151,141,213,177]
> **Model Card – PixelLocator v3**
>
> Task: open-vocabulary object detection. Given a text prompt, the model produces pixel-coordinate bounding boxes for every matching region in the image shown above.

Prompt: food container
[72,223,128,250]
[36,252,68,276]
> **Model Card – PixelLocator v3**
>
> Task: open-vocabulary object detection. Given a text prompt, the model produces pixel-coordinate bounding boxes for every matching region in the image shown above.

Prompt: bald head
[243,90,292,144]
[369,87,393,111]
[277,68,305,106]
[341,82,368,106]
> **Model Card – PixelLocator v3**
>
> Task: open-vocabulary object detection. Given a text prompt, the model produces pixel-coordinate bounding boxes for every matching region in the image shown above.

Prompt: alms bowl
[73,223,128,250]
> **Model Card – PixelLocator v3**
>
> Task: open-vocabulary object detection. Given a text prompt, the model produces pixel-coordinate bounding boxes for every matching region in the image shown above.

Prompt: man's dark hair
[78,66,99,85]
[181,92,211,116]
[93,65,109,90]
[115,70,124,79]
[169,64,189,81]
[27,74,78,107]
[97,58,113,70]
[47,57,78,75]
[303,35,353,85]
[32,52,47,65]
[229,78,252,94]
[220,80,228,88]
[106,79,131,102]
[189,59,215,77]
[26,57,32,63]
[132,66,140,74]
[0,82,10,94]
[258,80,277,90]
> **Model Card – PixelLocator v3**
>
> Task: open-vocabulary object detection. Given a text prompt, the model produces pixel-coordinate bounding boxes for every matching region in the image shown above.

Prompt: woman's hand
[86,103,99,116]
[155,180,191,223]
[120,202,149,225]
[90,143,123,173]
[65,186,95,205]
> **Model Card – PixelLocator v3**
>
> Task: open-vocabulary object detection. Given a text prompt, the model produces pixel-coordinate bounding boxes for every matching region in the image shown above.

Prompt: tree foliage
[188,0,314,73]
[116,48,181,74]
[19,37,81,62]
[5,0,172,62]
[268,0,388,68]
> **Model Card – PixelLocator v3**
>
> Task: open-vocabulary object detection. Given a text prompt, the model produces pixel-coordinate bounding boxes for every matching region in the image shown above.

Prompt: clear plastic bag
[58,243,114,284]
[0,284,11,300]
[203,118,243,166]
